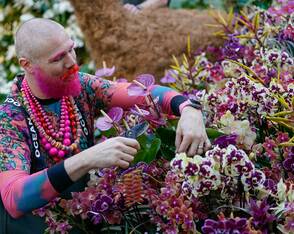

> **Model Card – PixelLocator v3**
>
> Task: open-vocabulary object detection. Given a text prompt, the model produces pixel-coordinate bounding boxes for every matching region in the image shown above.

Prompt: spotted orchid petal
[213,134,238,148]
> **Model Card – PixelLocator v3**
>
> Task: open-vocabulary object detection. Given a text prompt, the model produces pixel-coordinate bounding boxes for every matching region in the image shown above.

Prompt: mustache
[60,64,79,81]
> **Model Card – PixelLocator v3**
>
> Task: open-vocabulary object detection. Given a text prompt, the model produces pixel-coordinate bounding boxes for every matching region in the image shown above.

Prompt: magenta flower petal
[95,66,116,77]
[95,117,113,131]
[108,107,123,123]
[127,83,147,96]
[136,74,155,87]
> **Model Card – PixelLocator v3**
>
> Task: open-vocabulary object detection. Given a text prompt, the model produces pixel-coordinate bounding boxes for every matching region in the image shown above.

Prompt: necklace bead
[21,79,82,162]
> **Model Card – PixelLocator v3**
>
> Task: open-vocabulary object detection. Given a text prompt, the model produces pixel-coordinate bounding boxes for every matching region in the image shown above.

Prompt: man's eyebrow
[48,42,75,62]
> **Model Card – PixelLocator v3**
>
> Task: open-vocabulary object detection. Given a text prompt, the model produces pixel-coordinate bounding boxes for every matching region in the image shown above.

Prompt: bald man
[0,18,210,233]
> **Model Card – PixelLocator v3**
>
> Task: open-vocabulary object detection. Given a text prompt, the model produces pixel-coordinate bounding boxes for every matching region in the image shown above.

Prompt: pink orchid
[160,70,177,84]
[95,107,123,131]
[127,74,155,96]
[130,105,150,116]
[95,66,116,78]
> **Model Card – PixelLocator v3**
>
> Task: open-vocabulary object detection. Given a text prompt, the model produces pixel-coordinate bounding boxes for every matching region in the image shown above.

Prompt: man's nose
[64,53,76,69]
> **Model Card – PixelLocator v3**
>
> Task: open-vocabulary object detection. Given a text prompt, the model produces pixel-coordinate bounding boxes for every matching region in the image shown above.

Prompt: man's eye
[53,58,62,62]
[52,56,64,63]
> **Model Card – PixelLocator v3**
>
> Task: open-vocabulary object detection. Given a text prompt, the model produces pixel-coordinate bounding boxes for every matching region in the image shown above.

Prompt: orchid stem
[142,172,163,184]
[100,110,113,123]
[133,80,146,89]
[123,119,130,130]
[148,94,161,119]
[103,61,107,68]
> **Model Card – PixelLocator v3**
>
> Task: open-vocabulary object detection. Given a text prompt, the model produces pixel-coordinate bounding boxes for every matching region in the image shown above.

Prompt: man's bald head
[15,18,67,61]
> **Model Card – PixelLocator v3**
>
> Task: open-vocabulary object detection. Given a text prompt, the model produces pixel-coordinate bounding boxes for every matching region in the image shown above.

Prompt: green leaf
[133,135,161,164]
[156,127,176,161]
[125,220,129,234]
[0,93,6,104]
[253,13,260,31]
[156,127,176,145]
[253,0,273,9]
[206,128,225,140]
[145,138,161,163]
[100,127,116,138]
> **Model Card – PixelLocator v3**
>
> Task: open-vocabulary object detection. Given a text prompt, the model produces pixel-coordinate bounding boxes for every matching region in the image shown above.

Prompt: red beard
[33,64,82,99]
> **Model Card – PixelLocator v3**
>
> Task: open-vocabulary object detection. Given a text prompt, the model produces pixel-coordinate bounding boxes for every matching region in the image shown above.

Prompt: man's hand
[64,137,140,182]
[123,3,141,14]
[88,137,140,169]
[175,107,211,156]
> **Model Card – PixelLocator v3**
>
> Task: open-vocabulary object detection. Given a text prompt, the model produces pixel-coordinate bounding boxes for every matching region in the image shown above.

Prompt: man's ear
[19,58,34,74]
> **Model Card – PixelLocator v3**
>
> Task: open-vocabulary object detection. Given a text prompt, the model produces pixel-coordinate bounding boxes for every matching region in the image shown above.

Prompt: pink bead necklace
[21,79,82,161]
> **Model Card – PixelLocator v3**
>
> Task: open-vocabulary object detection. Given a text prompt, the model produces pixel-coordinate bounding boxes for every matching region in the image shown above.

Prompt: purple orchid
[202,216,249,234]
[160,70,177,84]
[249,199,276,231]
[213,134,238,148]
[88,211,104,225]
[88,194,114,225]
[127,74,155,96]
[92,195,113,213]
[56,221,72,234]
[130,105,150,117]
[222,35,245,60]
[95,66,116,78]
[283,152,294,173]
[95,107,123,131]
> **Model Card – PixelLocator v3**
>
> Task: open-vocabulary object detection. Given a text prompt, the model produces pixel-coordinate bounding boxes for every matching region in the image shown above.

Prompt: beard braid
[33,65,82,99]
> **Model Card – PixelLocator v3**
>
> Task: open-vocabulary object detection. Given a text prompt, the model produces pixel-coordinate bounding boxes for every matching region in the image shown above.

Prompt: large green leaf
[133,134,161,164]
[156,127,176,161]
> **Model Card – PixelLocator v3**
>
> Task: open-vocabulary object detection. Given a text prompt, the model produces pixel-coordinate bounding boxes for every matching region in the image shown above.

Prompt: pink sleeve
[0,169,58,218]
[83,73,183,115]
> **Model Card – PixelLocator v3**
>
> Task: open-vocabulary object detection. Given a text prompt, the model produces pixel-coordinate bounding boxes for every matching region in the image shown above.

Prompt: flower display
[34,1,293,233]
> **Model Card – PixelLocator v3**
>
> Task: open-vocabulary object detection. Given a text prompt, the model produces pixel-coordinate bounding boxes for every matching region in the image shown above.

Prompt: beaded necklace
[21,79,82,162]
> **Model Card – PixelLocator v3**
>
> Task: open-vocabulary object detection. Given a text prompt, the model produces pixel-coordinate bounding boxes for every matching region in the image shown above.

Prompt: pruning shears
[122,121,149,139]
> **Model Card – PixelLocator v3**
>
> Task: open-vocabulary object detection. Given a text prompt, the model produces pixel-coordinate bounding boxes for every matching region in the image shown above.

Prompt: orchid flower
[160,69,177,84]
[95,61,116,78]
[95,107,123,131]
[130,105,150,116]
[127,74,155,96]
